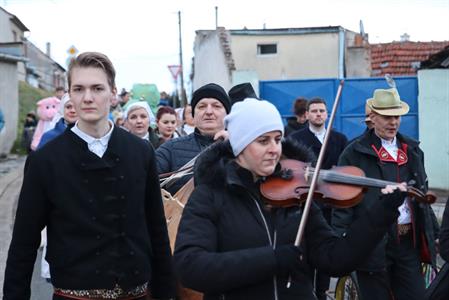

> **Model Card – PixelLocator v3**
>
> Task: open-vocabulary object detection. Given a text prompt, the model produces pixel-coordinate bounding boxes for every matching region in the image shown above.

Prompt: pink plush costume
[31,97,61,150]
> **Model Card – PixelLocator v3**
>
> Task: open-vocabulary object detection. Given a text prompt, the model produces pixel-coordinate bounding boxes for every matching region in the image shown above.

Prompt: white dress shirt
[309,125,326,144]
[71,121,114,158]
[381,136,398,160]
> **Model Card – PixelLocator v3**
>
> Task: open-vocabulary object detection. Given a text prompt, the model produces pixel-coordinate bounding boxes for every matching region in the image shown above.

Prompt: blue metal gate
[259,77,419,140]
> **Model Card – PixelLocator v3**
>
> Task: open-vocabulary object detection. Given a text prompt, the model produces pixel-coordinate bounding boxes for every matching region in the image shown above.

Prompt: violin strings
[308,168,397,188]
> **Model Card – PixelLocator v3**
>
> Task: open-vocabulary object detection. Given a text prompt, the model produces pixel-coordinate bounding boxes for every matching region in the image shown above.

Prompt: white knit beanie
[224,98,284,156]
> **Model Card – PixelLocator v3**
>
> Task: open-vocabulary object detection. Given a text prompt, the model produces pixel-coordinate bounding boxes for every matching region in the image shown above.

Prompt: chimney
[400,33,410,42]
[46,42,51,57]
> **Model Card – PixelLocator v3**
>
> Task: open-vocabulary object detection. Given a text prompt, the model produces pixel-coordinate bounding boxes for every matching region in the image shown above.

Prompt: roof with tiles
[370,41,449,76]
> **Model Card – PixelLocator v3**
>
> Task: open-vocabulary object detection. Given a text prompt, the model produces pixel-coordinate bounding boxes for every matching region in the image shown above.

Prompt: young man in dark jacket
[156,83,231,194]
[3,52,175,300]
[332,88,439,300]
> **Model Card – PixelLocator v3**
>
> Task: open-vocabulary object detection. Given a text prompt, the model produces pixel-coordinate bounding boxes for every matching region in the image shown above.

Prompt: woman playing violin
[174,98,407,300]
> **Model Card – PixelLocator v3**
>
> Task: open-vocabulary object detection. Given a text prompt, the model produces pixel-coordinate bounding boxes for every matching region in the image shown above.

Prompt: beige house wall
[0,8,26,43]
[230,33,341,80]
[0,60,19,155]
[0,9,14,42]
[346,46,371,77]
[192,31,232,92]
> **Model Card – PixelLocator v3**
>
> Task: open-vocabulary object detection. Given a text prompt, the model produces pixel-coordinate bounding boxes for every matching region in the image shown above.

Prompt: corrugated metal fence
[259,76,418,140]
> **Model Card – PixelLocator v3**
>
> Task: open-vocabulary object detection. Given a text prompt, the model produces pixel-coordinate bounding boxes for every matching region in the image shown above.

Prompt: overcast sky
[3,0,449,94]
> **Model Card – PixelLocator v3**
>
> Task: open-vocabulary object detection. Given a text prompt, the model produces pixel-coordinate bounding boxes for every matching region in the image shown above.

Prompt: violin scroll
[406,186,436,204]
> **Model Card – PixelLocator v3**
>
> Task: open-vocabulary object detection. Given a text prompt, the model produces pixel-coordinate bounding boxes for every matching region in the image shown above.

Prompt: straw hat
[366,88,409,116]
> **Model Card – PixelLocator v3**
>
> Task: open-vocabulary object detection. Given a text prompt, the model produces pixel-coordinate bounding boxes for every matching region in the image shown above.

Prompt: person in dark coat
[3,52,175,300]
[156,83,231,194]
[290,97,347,171]
[228,82,258,105]
[174,98,408,300]
[284,97,308,136]
[21,111,38,154]
[424,198,449,300]
[332,88,439,300]
[289,97,347,299]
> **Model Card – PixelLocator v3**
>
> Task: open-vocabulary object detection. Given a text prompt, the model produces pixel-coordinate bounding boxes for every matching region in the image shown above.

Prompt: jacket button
[96,235,101,240]
[119,175,124,180]
[88,198,94,203]
[129,251,135,256]
[414,172,418,177]
[96,251,100,256]
[134,270,140,275]
[115,158,120,162]
[120,232,126,237]
[95,269,100,274]
[92,216,97,221]
[120,195,125,200]
[83,179,89,184]
[121,214,127,219]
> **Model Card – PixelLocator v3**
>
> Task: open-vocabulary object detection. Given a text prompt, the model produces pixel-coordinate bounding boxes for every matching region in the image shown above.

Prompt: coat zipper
[252,196,279,300]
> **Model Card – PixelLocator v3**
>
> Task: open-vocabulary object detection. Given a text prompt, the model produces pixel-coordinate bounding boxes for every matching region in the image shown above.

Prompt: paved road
[0,156,52,299]
[0,155,447,299]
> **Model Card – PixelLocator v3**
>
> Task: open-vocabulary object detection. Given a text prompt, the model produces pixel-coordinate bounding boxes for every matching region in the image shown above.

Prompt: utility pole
[178,11,187,107]
[215,6,218,28]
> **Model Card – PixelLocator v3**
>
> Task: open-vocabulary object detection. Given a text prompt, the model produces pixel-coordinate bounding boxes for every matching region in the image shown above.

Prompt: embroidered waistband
[54,282,147,299]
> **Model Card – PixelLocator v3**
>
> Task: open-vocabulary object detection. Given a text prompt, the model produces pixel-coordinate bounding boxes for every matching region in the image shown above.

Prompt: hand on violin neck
[274,245,307,278]
[271,167,293,180]
[380,183,408,209]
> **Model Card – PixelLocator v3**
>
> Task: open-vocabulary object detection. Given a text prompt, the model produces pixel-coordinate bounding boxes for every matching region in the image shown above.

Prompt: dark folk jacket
[174,140,399,300]
[3,127,175,299]
[155,128,215,194]
[332,129,439,271]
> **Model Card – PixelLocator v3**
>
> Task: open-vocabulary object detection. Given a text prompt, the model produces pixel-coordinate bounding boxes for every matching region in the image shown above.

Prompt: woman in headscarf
[174,98,408,300]
[124,101,160,148]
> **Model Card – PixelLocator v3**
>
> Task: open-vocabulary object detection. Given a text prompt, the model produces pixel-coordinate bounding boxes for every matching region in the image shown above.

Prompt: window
[12,31,17,42]
[257,44,277,55]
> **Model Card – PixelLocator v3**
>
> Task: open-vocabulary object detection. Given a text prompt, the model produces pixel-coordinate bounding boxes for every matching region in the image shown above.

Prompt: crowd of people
[2,51,449,300]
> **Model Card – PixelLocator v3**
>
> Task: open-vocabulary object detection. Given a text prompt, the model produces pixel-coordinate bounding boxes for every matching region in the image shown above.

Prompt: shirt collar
[142,132,149,141]
[71,120,114,147]
[309,124,326,136]
[380,136,397,147]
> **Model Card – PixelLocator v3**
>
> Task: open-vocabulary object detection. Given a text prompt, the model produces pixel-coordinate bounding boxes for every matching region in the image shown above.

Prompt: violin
[260,159,436,208]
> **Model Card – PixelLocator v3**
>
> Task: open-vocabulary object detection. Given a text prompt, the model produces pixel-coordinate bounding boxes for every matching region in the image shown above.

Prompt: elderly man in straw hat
[332,88,439,300]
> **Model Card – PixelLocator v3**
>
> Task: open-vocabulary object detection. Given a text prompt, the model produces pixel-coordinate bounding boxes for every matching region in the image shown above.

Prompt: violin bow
[288,80,344,287]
